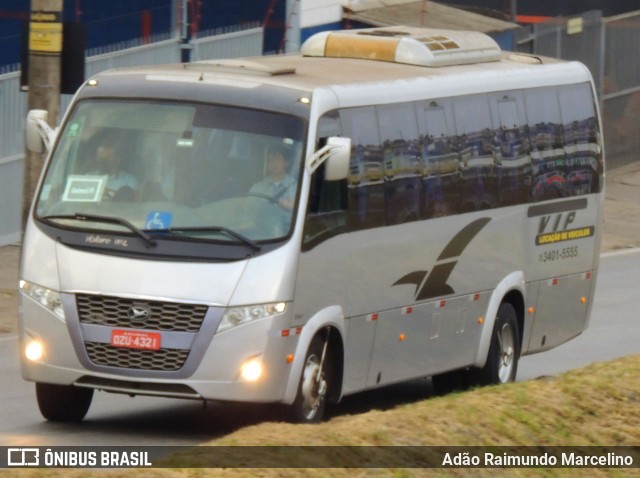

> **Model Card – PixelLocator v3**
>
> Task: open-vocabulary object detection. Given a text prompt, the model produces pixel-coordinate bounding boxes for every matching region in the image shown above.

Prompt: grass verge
[2,355,639,478]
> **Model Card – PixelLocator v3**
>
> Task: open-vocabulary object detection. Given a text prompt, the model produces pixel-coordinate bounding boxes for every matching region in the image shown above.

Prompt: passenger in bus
[249,145,296,209]
[91,144,138,200]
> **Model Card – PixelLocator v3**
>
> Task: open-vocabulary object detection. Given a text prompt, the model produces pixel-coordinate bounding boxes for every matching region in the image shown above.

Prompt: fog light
[240,358,263,382]
[25,340,44,362]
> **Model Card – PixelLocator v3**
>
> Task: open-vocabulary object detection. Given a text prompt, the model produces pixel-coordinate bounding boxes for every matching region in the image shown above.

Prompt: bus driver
[249,145,296,210]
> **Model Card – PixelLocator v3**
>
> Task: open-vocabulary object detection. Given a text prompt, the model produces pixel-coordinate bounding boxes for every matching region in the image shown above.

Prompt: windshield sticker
[145,211,173,230]
[40,184,52,201]
[62,175,106,202]
[176,138,194,148]
[66,122,81,138]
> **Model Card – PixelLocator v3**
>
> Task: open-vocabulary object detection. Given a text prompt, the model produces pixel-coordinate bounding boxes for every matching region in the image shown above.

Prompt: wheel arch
[502,289,525,355]
[282,306,345,404]
[473,271,526,368]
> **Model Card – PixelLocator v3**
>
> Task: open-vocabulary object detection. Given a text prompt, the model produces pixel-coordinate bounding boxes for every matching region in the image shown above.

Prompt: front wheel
[288,335,332,423]
[473,302,520,386]
[36,382,94,422]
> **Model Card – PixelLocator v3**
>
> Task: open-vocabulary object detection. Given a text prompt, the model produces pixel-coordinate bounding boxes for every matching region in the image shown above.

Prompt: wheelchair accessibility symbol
[145,211,173,230]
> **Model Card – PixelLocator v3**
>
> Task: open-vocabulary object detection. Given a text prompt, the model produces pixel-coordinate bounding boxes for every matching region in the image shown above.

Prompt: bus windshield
[35,100,306,244]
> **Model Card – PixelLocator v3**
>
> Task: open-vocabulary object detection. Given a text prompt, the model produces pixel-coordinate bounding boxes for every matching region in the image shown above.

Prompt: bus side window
[340,107,386,231]
[418,98,460,218]
[377,102,423,225]
[303,114,348,250]
[558,83,602,196]
[489,90,531,207]
[525,87,567,202]
[303,160,348,250]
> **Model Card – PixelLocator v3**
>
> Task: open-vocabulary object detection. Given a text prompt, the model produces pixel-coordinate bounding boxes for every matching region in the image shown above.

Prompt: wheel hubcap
[497,322,515,383]
[300,354,327,420]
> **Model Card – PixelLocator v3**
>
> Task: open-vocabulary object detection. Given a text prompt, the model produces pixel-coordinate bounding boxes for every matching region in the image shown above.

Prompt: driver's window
[303,111,348,250]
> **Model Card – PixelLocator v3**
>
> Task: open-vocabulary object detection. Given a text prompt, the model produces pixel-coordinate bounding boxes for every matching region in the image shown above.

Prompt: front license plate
[111,330,161,350]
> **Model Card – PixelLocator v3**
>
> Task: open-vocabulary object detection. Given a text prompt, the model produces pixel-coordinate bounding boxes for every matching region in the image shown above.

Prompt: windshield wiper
[43,213,156,248]
[150,226,261,252]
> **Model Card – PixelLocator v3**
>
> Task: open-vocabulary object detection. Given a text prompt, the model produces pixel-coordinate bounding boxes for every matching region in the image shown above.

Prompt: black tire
[36,383,93,422]
[472,302,521,386]
[288,334,333,424]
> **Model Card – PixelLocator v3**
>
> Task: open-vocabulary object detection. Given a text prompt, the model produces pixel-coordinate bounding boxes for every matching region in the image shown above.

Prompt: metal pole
[23,0,63,230]
[180,0,191,62]
[285,0,301,54]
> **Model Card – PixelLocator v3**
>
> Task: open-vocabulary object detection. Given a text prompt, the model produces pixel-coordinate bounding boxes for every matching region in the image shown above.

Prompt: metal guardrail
[516,10,640,169]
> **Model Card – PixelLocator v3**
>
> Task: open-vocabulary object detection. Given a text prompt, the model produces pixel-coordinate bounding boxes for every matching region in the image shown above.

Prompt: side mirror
[25,109,56,154]
[308,136,351,181]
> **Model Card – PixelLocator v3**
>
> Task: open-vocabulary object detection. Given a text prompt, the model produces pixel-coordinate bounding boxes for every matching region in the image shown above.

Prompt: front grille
[85,342,189,371]
[77,294,207,332]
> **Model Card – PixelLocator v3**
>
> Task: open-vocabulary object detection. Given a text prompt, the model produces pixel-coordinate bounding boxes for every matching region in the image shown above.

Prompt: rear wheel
[288,334,332,423]
[473,302,520,386]
[36,383,93,422]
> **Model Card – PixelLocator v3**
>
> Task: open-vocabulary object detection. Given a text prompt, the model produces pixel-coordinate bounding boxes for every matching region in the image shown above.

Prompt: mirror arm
[307,137,351,175]
[34,118,56,151]
[308,143,338,174]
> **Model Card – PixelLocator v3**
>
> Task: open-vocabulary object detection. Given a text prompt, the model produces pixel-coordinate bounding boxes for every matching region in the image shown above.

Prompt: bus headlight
[19,280,65,321]
[217,302,287,334]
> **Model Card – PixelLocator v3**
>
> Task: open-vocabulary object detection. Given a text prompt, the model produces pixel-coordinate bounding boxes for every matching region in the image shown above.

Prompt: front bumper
[19,294,301,404]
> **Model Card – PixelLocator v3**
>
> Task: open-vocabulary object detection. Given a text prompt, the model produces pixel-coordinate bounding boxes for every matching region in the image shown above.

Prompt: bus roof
[82,27,592,114]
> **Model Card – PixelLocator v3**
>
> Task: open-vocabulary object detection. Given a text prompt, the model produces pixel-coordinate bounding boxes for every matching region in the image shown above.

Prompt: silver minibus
[20,26,604,423]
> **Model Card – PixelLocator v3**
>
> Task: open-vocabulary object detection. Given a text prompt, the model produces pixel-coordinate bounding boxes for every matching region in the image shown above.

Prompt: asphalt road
[518,248,640,380]
[1,249,639,447]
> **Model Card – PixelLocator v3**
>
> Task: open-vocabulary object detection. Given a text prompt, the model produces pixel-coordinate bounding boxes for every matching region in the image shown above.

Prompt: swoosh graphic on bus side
[393,217,491,301]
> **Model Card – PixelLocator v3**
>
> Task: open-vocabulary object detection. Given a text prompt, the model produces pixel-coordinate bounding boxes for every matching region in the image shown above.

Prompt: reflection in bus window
[378,103,422,224]
[558,84,602,197]
[525,87,567,202]
[341,107,386,230]
[491,92,531,206]
[419,100,460,217]
[455,94,498,211]
[306,85,603,240]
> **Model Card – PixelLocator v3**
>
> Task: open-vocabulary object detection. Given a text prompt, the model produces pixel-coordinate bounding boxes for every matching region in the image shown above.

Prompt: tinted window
[454,94,498,211]
[490,91,531,206]
[378,103,423,224]
[418,99,460,217]
[341,107,386,230]
[558,84,603,196]
[525,87,567,201]
[303,83,602,247]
